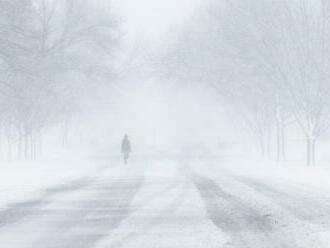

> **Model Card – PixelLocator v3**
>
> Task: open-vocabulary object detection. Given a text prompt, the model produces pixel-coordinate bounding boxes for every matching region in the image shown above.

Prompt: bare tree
[159,0,330,165]
[0,0,121,160]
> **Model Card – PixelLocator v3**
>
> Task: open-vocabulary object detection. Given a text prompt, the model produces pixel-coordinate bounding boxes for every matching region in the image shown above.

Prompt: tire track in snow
[29,176,145,248]
[105,180,191,248]
[0,163,115,229]
[191,173,295,248]
[95,161,226,248]
[0,177,95,228]
[235,176,330,227]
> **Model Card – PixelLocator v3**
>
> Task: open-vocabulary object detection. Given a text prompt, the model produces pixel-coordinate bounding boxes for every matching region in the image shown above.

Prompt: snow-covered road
[0,158,329,247]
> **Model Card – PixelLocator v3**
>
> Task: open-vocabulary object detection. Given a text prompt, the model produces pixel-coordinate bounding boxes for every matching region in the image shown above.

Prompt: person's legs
[123,152,129,164]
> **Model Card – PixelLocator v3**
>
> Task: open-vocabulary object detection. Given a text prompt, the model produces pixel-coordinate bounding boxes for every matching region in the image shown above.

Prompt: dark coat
[121,138,131,153]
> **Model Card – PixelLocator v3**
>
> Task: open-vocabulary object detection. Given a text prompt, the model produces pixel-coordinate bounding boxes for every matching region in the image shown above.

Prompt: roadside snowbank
[0,156,116,208]
[211,158,330,192]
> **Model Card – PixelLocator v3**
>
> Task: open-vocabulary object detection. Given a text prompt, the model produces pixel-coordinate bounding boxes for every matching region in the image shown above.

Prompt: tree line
[160,0,330,165]
[0,0,119,160]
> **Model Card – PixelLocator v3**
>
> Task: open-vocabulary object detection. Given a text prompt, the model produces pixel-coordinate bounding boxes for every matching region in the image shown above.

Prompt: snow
[95,159,227,248]
[189,157,330,247]
[0,156,115,208]
[1,156,330,247]
[3,0,330,247]
[214,158,330,192]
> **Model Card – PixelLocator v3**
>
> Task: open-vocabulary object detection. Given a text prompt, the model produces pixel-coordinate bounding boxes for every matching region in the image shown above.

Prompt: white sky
[72,0,244,154]
[95,0,232,152]
[114,0,202,39]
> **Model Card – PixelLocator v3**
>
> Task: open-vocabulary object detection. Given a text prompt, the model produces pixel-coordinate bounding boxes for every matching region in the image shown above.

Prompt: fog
[0,0,264,161]
[2,0,330,247]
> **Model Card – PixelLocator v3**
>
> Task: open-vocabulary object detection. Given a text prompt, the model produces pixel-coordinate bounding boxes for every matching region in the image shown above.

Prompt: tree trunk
[62,119,70,148]
[257,133,267,159]
[18,126,23,160]
[275,122,286,162]
[38,133,43,159]
[275,100,286,162]
[24,134,29,160]
[266,129,272,159]
[306,138,316,166]
[281,125,286,160]
[32,135,37,160]
[276,121,281,161]
[7,135,12,161]
[30,135,35,160]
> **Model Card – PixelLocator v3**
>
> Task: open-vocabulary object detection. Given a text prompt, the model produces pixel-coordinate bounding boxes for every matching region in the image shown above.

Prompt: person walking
[121,134,131,164]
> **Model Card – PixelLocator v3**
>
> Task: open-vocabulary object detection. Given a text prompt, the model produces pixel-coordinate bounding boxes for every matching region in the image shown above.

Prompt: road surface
[0,158,329,247]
